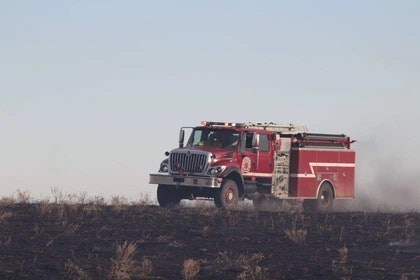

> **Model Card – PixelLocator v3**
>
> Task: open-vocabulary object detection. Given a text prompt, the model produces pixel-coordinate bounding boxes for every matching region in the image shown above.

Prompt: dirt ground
[0,202,418,279]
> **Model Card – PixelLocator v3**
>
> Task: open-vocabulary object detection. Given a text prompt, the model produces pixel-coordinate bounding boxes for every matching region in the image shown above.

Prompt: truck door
[240,132,273,176]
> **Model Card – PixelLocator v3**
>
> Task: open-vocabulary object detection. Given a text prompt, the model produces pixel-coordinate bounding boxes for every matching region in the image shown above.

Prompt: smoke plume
[335,136,420,212]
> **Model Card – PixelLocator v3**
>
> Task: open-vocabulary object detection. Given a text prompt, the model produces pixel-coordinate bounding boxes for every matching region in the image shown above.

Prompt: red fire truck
[149,121,355,212]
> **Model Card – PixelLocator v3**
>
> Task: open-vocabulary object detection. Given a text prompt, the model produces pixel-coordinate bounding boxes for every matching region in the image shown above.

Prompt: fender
[222,166,242,178]
[221,166,244,195]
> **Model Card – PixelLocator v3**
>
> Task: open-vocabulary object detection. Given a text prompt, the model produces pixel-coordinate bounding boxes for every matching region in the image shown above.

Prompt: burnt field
[0,202,418,279]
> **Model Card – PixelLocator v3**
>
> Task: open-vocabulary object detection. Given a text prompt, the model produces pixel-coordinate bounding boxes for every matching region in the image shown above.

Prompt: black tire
[157,184,181,207]
[214,179,239,209]
[303,183,334,213]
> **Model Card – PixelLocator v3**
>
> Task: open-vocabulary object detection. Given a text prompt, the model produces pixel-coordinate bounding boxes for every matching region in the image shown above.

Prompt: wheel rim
[225,188,234,204]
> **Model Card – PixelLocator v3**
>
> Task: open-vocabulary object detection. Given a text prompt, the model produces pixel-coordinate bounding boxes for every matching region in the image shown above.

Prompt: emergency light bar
[201,121,241,127]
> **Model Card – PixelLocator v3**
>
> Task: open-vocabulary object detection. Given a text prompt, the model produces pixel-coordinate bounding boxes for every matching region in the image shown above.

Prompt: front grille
[169,150,209,174]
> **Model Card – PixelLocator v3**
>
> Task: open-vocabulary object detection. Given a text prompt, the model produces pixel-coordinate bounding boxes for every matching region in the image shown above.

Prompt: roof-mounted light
[200,121,240,127]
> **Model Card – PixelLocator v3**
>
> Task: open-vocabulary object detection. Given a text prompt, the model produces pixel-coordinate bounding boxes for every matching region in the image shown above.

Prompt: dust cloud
[335,138,420,213]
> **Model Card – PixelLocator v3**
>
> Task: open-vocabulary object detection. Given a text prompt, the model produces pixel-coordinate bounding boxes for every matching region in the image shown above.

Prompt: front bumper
[149,173,221,189]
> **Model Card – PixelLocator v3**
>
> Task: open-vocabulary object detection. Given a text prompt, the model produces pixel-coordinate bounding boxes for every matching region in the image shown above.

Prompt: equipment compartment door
[340,150,356,197]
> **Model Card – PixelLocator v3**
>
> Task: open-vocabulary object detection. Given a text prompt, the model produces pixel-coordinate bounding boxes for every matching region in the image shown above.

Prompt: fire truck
[149,121,356,212]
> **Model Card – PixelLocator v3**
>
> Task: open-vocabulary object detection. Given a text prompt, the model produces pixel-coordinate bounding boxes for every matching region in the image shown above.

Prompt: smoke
[335,130,420,213]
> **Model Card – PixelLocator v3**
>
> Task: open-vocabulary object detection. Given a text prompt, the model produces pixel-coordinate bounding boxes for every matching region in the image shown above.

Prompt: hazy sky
[1,1,419,207]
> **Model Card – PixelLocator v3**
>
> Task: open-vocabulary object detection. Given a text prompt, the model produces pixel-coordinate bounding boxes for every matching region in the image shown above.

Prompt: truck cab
[150,122,246,208]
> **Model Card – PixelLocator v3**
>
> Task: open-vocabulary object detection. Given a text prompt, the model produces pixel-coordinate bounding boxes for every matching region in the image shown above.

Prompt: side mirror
[179,129,185,148]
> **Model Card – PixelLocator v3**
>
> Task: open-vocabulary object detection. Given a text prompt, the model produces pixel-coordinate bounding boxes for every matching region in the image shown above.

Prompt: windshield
[186,128,240,150]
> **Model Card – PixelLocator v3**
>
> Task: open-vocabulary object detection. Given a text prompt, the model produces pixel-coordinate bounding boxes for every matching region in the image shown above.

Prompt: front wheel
[214,179,239,209]
[303,183,334,213]
[157,184,181,207]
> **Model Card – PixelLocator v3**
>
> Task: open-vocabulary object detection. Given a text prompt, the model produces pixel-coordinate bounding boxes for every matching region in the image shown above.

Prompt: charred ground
[0,202,418,279]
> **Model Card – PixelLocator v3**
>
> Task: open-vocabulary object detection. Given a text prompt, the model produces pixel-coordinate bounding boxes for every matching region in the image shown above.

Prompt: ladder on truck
[272,135,292,198]
[245,122,308,133]
[202,121,308,133]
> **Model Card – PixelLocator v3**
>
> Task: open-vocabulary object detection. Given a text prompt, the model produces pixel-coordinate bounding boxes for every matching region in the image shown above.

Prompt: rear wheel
[214,179,239,209]
[157,184,181,207]
[303,183,334,213]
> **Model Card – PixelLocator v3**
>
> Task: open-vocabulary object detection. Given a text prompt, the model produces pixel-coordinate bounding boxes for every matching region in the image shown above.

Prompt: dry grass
[109,254,153,280]
[157,235,173,243]
[0,196,15,205]
[0,211,13,222]
[285,228,308,244]
[109,241,138,280]
[33,223,46,236]
[136,192,154,206]
[138,257,153,279]
[0,236,12,247]
[38,200,53,217]
[111,195,128,213]
[331,245,352,279]
[237,253,267,280]
[62,221,81,235]
[216,251,267,279]
[65,260,90,280]
[284,213,308,244]
[182,258,200,280]
[16,189,31,203]
[51,187,87,204]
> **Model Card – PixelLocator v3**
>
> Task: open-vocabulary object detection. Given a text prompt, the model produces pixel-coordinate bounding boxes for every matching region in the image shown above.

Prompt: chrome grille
[169,150,209,174]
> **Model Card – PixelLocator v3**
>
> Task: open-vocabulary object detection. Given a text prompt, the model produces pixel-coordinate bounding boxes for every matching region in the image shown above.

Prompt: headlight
[207,165,226,175]
[159,163,169,173]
